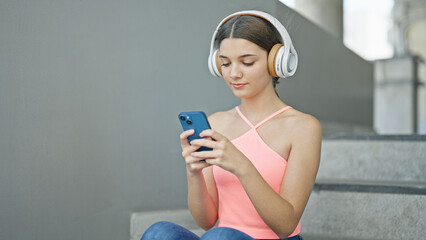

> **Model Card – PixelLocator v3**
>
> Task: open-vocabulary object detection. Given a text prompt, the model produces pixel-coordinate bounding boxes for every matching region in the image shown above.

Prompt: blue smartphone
[178,111,212,151]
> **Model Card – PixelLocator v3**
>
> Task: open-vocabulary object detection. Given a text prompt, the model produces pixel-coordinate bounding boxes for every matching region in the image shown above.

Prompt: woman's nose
[230,64,243,79]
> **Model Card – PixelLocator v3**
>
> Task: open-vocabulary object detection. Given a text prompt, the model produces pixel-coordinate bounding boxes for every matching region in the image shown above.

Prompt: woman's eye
[243,62,254,66]
[221,63,230,67]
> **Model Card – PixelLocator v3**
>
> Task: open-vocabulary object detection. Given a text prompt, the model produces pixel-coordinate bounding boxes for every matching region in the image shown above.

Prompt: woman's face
[218,38,273,99]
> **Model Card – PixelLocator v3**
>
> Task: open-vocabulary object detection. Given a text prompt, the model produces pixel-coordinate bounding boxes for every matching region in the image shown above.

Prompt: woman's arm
[180,128,218,230]
[238,115,322,237]
[186,166,218,230]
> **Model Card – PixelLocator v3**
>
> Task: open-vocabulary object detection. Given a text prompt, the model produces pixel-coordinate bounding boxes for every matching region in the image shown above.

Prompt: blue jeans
[141,221,303,240]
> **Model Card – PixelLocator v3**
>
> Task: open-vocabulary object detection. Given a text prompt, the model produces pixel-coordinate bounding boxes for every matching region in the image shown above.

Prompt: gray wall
[0,1,372,240]
[271,4,373,126]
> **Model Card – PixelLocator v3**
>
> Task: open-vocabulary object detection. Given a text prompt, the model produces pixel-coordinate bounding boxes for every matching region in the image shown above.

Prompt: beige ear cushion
[267,44,282,78]
[215,51,223,76]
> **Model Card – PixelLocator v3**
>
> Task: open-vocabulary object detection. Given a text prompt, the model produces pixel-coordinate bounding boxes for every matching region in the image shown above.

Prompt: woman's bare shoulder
[284,108,322,139]
[208,108,237,131]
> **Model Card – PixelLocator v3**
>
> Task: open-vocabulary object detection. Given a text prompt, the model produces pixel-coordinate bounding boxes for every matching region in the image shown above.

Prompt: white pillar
[392,0,426,133]
[294,0,343,40]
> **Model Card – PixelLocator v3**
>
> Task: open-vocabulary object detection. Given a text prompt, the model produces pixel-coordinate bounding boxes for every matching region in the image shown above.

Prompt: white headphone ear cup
[275,45,298,78]
[267,44,282,77]
[214,50,223,77]
[208,50,222,77]
[287,53,297,75]
[275,46,287,78]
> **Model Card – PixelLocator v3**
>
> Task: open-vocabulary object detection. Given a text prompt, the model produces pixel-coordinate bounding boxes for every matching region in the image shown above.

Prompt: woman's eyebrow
[239,54,257,58]
[218,54,257,59]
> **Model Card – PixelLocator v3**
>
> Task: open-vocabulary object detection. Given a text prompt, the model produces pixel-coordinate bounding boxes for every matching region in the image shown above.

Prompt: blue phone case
[178,111,212,151]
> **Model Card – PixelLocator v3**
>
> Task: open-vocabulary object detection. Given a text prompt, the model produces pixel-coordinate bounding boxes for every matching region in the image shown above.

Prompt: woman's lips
[232,83,247,89]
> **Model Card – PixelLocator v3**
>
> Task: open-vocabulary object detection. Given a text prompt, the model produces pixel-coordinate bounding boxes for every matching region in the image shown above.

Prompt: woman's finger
[185,154,206,164]
[182,144,202,158]
[186,160,212,172]
[190,149,220,160]
[180,129,195,147]
[190,138,221,150]
[199,129,225,141]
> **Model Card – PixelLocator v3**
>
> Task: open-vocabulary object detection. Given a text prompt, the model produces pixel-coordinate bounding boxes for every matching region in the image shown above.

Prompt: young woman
[142,10,321,240]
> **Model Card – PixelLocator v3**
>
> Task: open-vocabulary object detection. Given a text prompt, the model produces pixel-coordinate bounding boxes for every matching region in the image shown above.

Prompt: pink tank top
[213,106,301,239]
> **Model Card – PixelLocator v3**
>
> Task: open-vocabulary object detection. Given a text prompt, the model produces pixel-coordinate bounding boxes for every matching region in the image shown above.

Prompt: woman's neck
[238,88,287,123]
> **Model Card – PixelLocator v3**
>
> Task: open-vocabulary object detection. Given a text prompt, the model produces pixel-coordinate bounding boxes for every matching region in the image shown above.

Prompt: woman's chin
[232,91,253,99]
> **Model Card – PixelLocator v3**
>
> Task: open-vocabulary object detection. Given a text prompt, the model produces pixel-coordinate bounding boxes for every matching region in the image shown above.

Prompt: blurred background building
[282,0,426,134]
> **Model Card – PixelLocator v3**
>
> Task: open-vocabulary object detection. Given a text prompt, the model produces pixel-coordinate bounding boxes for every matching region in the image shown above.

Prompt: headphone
[208,10,298,78]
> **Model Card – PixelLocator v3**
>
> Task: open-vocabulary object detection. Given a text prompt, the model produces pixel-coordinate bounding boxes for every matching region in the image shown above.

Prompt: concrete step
[303,136,426,239]
[321,121,376,135]
[302,180,426,240]
[314,179,426,195]
[302,234,379,240]
[319,135,426,182]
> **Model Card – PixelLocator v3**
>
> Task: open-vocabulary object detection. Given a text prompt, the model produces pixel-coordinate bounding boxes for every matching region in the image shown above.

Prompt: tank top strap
[235,106,255,129]
[254,106,292,129]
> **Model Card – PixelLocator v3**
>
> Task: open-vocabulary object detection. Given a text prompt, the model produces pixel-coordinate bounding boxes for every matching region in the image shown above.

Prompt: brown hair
[215,15,282,87]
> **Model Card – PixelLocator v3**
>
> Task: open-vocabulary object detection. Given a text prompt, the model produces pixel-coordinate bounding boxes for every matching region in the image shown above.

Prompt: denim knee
[201,227,254,240]
[141,221,171,240]
[141,221,199,240]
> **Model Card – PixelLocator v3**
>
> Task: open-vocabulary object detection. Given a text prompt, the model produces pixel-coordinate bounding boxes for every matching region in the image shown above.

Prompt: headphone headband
[208,10,298,78]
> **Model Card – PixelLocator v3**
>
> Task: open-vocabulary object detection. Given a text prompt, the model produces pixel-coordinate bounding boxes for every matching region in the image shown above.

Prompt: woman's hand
[180,129,211,175]
[189,129,252,176]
